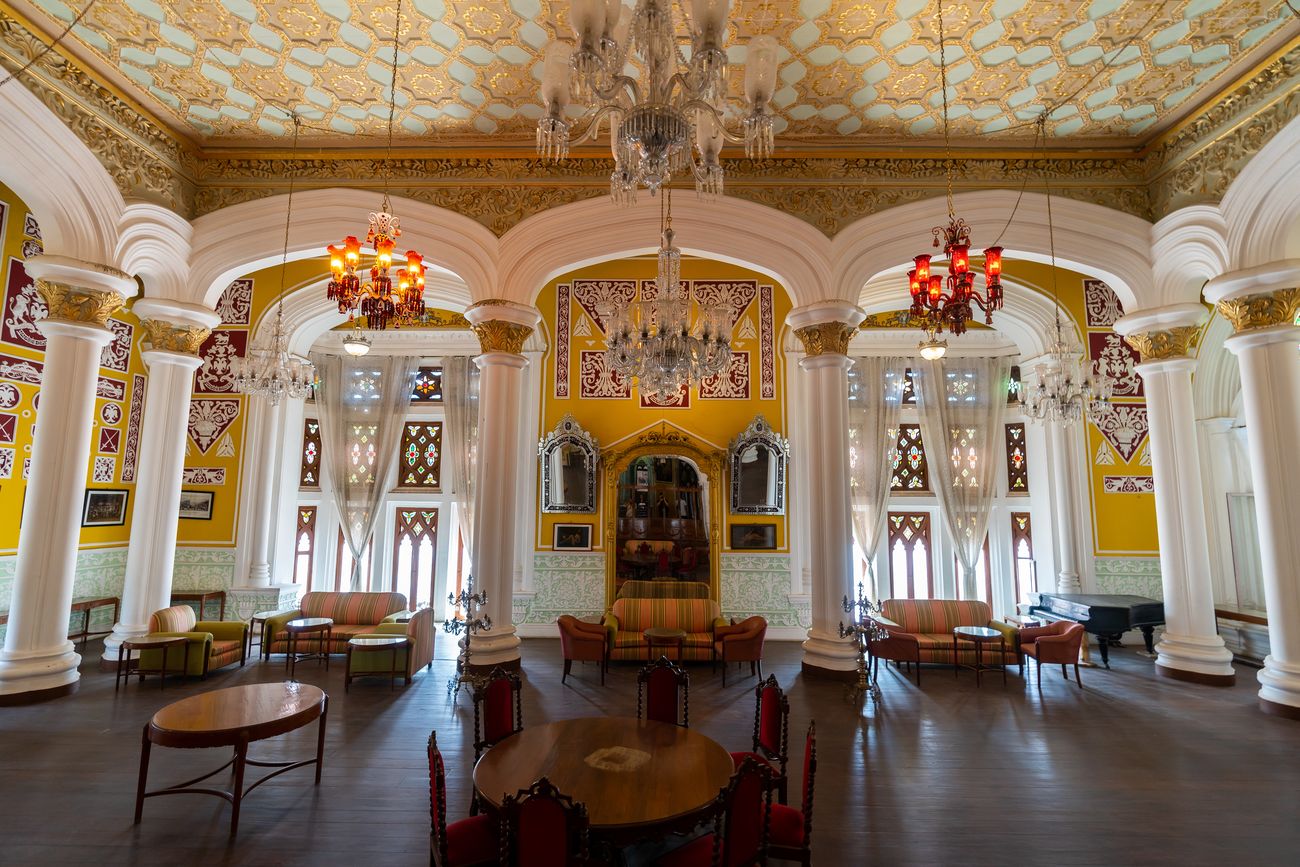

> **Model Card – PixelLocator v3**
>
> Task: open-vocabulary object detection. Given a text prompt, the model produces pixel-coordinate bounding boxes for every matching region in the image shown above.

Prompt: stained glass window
[900,368,916,405]
[347,423,378,485]
[392,507,439,607]
[294,507,317,589]
[887,512,932,599]
[300,419,322,488]
[411,366,444,403]
[890,425,928,491]
[398,421,443,488]
[1005,423,1029,493]
[1011,512,1035,603]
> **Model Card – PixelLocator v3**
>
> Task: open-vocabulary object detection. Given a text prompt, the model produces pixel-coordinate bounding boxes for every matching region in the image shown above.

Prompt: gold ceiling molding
[34,279,124,326]
[1215,288,1300,333]
[794,322,857,357]
[1123,326,1203,362]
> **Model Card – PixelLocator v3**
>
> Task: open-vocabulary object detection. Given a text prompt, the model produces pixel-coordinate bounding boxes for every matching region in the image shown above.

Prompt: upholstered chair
[652,756,775,867]
[556,615,608,685]
[768,721,817,866]
[867,624,923,685]
[470,668,525,815]
[729,674,790,804]
[713,615,767,685]
[143,604,248,678]
[1019,621,1087,688]
[637,656,690,727]
[497,777,590,867]
[428,731,498,867]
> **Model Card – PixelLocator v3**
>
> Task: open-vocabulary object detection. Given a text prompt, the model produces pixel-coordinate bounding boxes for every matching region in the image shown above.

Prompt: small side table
[117,636,190,691]
[644,627,687,662]
[170,590,227,622]
[953,626,1007,686]
[285,617,333,679]
[346,636,409,691]
[247,610,281,662]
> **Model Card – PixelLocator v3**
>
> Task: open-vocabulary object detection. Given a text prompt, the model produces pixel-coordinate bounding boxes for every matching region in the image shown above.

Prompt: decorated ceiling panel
[20,0,1298,144]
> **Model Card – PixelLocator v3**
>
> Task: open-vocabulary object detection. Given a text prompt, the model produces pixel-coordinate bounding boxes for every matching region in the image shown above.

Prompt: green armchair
[142,604,248,677]
[349,607,436,682]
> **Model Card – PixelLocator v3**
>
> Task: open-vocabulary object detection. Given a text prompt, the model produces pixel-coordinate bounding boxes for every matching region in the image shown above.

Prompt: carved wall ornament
[471,319,532,355]
[794,322,856,357]
[34,280,125,326]
[140,319,211,354]
[1215,288,1300,334]
[1123,326,1202,362]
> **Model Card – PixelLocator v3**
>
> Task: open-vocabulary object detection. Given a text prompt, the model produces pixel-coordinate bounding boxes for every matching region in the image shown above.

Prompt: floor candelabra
[443,574,491,700]
[840,582,888,703]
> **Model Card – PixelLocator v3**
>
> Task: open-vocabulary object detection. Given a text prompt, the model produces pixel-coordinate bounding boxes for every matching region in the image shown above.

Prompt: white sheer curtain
[443,356,480,568]
[847,356,906,601]
[310,352,420,591]
[914,356,1012,599]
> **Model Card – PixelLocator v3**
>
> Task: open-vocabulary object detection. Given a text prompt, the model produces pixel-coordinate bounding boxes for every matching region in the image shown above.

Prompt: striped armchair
[351,607,436,681]
[265,591,408,656]
[870,599,1018,684]
[143,604,248,677]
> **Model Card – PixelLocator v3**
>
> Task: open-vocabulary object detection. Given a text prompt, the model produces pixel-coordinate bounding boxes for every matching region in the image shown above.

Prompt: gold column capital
[139,319,212,355]
[1215,287,1300,334]
[1123,325,1202,362]
[34,280,125,327]
[793,321,856,357]
[471,319,533,355]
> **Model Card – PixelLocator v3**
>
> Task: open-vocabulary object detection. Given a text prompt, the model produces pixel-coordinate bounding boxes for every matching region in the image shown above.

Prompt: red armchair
[768,721,816,866]
[729,674,790,804]
[557,615,608,685]
[652,756,775,866]
[713,616,767,686]
[429,731,498,867]
[1019,621,1086,688]
[497,777,590,867]
[638,656,690,727]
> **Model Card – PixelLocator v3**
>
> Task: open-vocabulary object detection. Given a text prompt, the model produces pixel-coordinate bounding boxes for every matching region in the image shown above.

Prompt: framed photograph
[82,489,128,527]
[730,523,777,550]
[635,461,650,488]
[553,523,593,551]
[178,489,214,520]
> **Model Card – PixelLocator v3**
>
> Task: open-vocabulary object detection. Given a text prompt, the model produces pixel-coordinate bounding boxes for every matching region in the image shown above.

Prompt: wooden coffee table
[116,635,190,691]
[953,625,1007,686]
[473,716,733,846]
[134,682,327,835]
[247,609,281,661]
[345,636,409,692]
[285,617,333,678]
[643,627,687,662]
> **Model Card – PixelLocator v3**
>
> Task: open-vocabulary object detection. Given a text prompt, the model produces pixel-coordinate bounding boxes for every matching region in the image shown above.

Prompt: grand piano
[1028,593,1165,669]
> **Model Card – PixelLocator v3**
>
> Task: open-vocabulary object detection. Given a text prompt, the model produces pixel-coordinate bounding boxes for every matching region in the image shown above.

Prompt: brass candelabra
[839,582,888,703]
[444,574,491,699]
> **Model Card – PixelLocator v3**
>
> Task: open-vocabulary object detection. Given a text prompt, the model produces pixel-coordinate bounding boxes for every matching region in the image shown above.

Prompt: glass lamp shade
[743,35,779,105]
[541,41,573,111]
[918,336,948,360]
[343,332,372,357]
[569,0,606,42]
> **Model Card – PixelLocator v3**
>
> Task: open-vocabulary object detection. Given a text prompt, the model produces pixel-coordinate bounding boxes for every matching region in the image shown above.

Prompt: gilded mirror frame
[729,414,789,515]
[539,414,599,513]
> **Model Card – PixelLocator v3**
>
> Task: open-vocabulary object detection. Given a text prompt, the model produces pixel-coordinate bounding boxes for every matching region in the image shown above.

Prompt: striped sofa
[265,591,409,656]
[143,604,248,677]
[604,596,727,662]
[870,599,1019,678]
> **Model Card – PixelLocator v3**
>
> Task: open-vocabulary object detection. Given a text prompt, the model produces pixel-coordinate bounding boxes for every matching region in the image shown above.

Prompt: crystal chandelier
[906,0,1004,344]
[324,0,425,331]
[537,0,779,201]
[232,114,315,406]
[599,189,732,397]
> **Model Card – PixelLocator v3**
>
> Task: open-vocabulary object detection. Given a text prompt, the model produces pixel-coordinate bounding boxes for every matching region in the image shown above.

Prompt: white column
[464,301,541,670]
[0,258,131,702]
[1046,418,1082,593]
[1116,305,1235,684]
[245,396,285,585]
[784,347,811,598]
[102,301,219,661]
[514,349,543,594]
[1206,266,1300,717]
[789,302,864,677]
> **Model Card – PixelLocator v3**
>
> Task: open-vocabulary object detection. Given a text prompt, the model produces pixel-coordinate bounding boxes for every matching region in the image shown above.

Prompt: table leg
[324,628,331,671]
[953,635,958,678]
[315,697,328,785]
[974,640,981,687]
[229,736,248,836]
[80,609,91,651]
[116,643,126,691]
[345,644,352,693]
[159,644,167,691]
[288,631,296,678]
[218,594,226,622]
[1000,637,1007,685]
[391,644,398,691]
[134,725,151,824]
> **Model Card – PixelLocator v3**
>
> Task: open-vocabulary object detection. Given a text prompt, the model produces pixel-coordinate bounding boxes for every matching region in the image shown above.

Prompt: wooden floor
[1,638,1298,866]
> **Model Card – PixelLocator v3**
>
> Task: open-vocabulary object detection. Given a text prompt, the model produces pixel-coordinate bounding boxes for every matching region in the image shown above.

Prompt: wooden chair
[729,674,790,804]
[674,545,699,580]
[713,615,767,686]
[470,668,524,815]
[768,722,816,866]
[497,777,590,867]
[637,656,690,727]
[652,756,775,867]
[428,731,498,867]
[1019,621,1087,688]
[556,615,608,685]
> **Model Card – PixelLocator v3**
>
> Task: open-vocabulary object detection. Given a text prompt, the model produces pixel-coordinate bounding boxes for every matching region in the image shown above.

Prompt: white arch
[1221,113,1300,270]
[115,203,193,301]
[0,79,126,266]
[189,188,498,308]
[1148,205,1230,308]
[496,193,834,306]
[1193,312,1241,420]
[831,190,1154,310]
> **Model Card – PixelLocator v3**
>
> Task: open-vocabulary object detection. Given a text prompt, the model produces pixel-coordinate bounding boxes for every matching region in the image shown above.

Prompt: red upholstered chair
[713,615,767,686]
[768,721,816,866]
[470,668,524,815]
[656,548,671,577]
[1019,621,1087,688]
[675,545,699,580]
[729,674,790,804]
[652,756,775,867]
[556,615,608,685]
[637,656,690,727]
[497,777,590,867]
[868,624,923,685]
[429,731,498,867]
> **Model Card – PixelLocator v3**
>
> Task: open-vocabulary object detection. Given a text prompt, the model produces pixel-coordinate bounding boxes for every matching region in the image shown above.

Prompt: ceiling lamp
[599,188,732,397]
[324,0,425,331]
[918,328,948,361]
[906,0,1004,346]
[537,0,779,201]
[232,114,315,406]
[342,325,372,357]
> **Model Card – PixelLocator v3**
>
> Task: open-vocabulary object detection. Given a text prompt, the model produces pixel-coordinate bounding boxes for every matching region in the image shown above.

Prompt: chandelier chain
[383,0,404,202]
[274,112,303,337]
[937,0,954,221]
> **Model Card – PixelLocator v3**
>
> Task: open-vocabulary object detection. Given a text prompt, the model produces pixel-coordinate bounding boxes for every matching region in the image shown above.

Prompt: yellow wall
[535,258,792,552]
[0,182,147,553]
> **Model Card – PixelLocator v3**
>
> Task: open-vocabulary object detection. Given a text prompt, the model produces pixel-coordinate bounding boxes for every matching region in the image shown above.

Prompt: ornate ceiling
[13,0,1299,147]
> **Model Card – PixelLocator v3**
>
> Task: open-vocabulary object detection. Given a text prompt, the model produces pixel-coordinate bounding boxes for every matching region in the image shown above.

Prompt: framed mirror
[539,414,599,513]
[729,415,789,515]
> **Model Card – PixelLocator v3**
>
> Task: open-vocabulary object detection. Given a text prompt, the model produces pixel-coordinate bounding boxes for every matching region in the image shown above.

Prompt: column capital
[1215,287,1300,335]
[1124,326,1203,364]
[34,281,125,327]
[465,299,540,355]
[793,322,856,357]
[139,320,211,355]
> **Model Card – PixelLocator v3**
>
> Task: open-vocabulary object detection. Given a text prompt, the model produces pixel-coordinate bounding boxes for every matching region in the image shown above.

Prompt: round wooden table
[134,682,328,836]
[285,616,333,678]
[473,716,733,846]
[953,625,1007,686]
[345,636,409,691]
[643,627,687,662]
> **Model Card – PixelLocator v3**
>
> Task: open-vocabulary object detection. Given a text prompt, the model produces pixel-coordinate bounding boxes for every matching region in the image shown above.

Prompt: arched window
[294,507,316,589]
[888,512,932,599]
[392,508,439,608]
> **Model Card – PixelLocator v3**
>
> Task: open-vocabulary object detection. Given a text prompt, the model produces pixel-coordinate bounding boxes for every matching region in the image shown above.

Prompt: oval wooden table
[134,682,328,835]
[473,716,734,847]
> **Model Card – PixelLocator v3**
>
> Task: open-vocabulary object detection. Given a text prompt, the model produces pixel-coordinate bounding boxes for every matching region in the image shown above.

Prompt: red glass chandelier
[907,221,1003,336]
